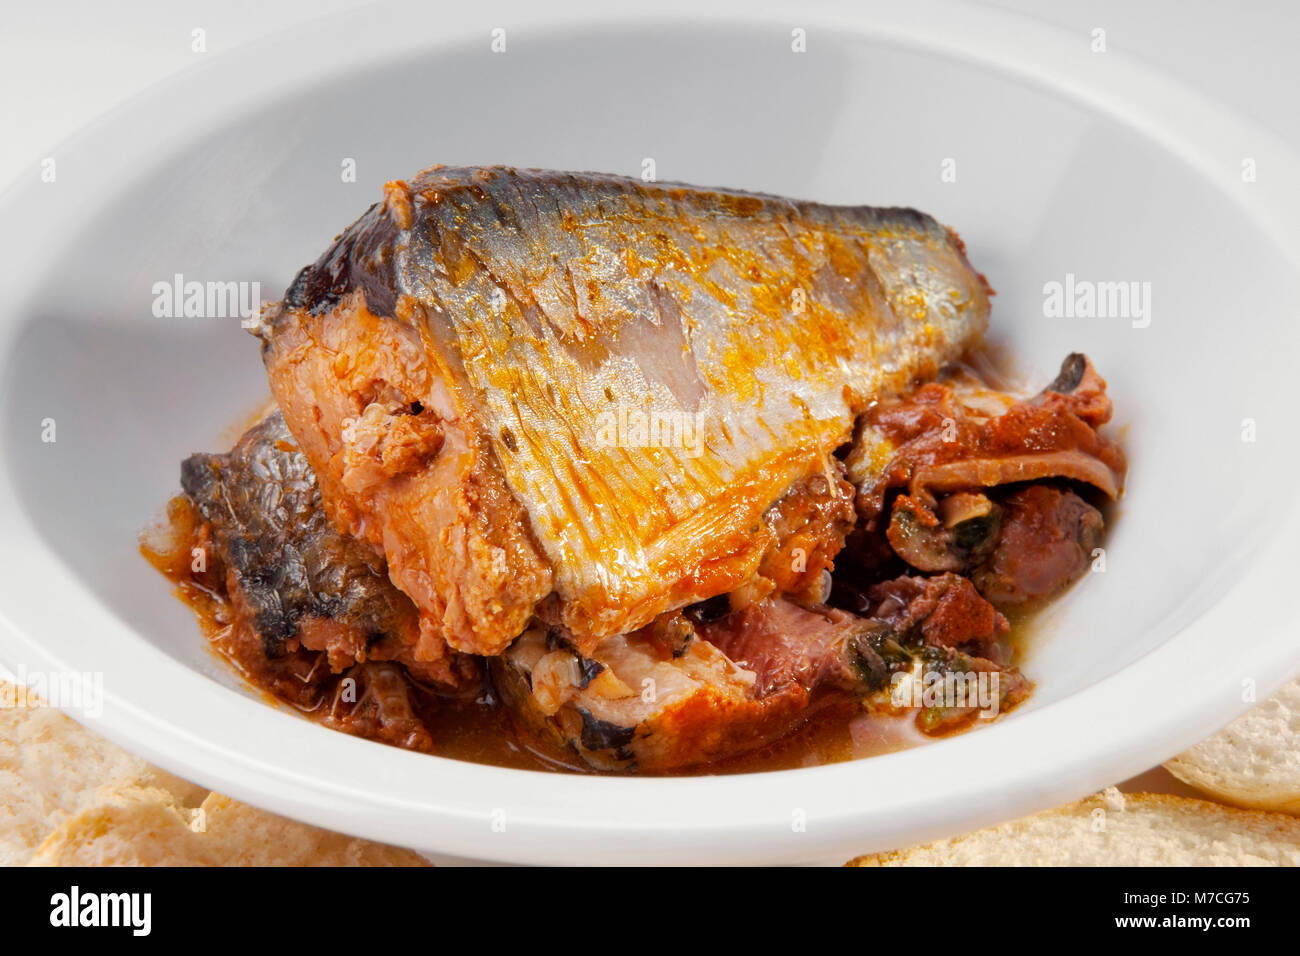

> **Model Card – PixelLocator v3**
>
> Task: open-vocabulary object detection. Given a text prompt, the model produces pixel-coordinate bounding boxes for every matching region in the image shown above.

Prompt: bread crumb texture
[0,684,427,866]
[849,788,1300,866]
[1166,677,1300,814]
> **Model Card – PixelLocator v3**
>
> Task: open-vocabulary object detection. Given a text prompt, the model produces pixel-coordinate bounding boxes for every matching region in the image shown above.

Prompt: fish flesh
[496,573,1028,771]
[180,410,1032,768]
[254,166,993,658]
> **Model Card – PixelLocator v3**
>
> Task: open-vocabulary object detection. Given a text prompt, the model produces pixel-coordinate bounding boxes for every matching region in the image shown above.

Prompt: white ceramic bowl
[2,0,1299,865]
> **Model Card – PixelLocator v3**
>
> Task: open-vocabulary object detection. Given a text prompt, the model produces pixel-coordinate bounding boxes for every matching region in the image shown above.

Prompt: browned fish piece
[255,166,992,657]
[180,410,468,686]
[496,577,1027,771]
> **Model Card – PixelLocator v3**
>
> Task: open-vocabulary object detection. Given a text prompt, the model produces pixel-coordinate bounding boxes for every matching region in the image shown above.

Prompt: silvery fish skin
[256,166,992,657]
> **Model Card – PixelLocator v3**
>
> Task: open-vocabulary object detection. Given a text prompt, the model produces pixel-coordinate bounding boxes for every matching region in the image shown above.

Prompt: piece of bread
[184,792,426,865]
[28,787,427,866]
[0,689,203,865]
[0,682,427,866]
[849,788,1300,866]
[1165,677,1300,814]
[26,786,223,867]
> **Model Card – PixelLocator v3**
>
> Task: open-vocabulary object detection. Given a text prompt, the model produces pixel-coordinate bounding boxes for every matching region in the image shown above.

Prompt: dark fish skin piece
[179,411,418,658]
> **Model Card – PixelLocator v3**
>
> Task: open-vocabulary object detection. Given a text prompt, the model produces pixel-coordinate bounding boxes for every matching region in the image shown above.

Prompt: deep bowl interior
[1,7,1297,864]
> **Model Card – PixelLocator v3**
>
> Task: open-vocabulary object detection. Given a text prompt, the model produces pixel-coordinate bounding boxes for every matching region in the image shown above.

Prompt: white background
[3,0,1298,190]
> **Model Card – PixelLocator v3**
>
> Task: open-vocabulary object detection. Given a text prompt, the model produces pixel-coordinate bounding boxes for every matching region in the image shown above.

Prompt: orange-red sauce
[142,492,1034,775]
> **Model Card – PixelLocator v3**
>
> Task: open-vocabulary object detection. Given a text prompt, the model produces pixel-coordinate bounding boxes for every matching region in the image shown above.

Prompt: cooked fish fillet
[494,603,873,772]
[497,576,1026,771]
[180,412,1025,771]
[493,621,795,772]
[255,166,992,656]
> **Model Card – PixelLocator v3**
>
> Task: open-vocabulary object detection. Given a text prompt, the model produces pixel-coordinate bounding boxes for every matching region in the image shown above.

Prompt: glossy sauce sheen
[142,496,1036,775]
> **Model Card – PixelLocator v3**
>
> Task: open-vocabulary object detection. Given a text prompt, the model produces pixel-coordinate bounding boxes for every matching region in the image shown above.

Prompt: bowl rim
[1,0,1299,865]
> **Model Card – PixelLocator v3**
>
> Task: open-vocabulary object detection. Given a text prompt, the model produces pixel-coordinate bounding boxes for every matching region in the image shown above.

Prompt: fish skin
[256,166,992,656]
[179,411,464,681]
